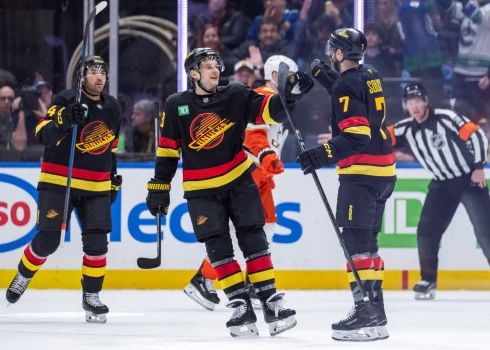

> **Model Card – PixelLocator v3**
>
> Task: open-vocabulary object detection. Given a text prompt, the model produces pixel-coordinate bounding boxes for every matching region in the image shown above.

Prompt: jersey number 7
[375,96,387,140]
[338,96,387,139]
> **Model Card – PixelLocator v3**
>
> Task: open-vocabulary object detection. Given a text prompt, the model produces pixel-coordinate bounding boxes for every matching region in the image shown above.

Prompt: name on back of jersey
[367,79,383,94]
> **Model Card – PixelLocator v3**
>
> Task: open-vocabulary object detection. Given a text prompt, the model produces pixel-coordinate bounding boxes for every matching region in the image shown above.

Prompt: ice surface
[0,290,488,350]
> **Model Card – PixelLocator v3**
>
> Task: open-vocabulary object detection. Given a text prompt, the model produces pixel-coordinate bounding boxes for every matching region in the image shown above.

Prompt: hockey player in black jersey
[6,56,122,323]
[297,28,396,341]
[146,47,313,337]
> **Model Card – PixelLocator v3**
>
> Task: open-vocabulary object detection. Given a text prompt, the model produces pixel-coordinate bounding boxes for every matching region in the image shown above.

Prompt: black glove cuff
[147,178,171,192]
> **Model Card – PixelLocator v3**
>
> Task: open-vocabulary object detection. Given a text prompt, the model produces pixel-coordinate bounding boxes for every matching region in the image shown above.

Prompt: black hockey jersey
[35,89,121,195]
[329,64,396,182]
[155,83,293,198]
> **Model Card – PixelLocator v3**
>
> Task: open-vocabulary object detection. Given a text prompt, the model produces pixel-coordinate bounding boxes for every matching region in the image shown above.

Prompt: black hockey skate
[226,298,259,338]
[372,290,389,340]
[83,289,109,323]
[414,280,436,300]
[6,272,31,304]
[261,292,297,336]
[184,270,220,311]
[331,300,379,342]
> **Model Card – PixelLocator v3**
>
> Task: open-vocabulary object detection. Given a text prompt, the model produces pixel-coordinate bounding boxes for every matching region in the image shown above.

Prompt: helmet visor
[85,65,108,76]
[197,56,225,73]
[325,41,339,57]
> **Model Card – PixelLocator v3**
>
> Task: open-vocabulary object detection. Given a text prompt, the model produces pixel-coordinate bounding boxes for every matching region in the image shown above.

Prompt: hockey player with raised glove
[53,102,86,132]
[297,29,396,342]
[6,56,122,324]
[184,55,300,313]
[146,47,313,338]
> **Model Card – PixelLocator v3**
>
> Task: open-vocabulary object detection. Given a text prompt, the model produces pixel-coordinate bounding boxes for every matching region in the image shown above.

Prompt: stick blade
[137,257,161,269]
[277,61,290,99]
[95,1,108,14]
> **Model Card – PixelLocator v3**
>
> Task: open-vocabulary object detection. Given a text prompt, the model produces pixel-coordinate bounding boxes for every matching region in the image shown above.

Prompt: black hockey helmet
[326,28,367,61]
[81,55,109,76]
[184,48,224,75]
[403,82,428,102]
[403,82,429,114]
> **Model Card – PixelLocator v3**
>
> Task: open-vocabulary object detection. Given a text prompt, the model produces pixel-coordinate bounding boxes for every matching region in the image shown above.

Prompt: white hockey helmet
[264,55,298,82]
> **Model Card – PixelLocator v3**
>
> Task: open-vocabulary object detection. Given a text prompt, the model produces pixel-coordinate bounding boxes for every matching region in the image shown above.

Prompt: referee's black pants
[417,174,490,283]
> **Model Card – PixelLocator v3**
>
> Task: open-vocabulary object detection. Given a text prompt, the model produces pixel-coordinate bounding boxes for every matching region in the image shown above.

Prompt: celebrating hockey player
[6,56,122,324]
[146,47,313,337]
[297,28,395,341]
[184,55,295,311]
[388,83,490,300]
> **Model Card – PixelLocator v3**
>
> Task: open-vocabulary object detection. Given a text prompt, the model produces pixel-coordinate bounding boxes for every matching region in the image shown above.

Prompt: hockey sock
[18,244,47,278]
[200,257,217,280]
[347,254,375,302]
[246,251,276,300]
[82,255,106,293]
[372,255,385,301]
[213,259,247,300]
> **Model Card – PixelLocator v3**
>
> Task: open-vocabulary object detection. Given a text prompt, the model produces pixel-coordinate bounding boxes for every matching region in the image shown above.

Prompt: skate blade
[415,290,436,300]
[269,315,297,336]
[251,298,262,310]
[377,325,389,340]
[183,284,216,311]
[85,311,107,323]
[229,322,259,338]
[332,327,379,342]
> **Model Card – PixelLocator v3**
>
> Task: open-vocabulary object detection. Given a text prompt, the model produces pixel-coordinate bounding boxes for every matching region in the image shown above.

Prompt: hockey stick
[59,1,108,248]
[137,103,163,269]
[277,61,375,316]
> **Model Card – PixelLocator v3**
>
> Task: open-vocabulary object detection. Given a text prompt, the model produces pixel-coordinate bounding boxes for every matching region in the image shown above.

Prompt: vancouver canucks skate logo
[76,121,115,154]
[188,113,234,151]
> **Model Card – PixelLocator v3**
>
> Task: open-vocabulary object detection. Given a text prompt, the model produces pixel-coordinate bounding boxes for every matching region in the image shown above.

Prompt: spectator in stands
[0,85,26,156]
[208,0,251,50]
[124,99,156,154]
[364,24,398,77]
[289,0,337,70]
[247,0,300,42]
[199,24,236,77]
[435,0,490,130]
[325,0,354,28]
[376,0,403,74]
[232,18,289,78]
[33,81,53,108]
[233,60,257,88]
[398,0,444,82]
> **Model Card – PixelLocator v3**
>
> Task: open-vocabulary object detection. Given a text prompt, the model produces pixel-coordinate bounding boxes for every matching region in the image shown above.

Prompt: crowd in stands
[1,0,490,162]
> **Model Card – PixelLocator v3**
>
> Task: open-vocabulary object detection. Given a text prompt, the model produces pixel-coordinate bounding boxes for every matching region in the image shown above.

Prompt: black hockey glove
[285,71,314,101]
[311,59,340,95]
[296,143,337,175]
[55,103,86,132]
[110,174,122,204]
[146,178,171,216]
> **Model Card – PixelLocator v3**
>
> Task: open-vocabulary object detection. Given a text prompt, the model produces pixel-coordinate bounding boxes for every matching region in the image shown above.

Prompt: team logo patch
[188,113,235,150]
[76,121,115,154]
[430,133,445,150]
[196,215,208,225]
[47,209,59,219]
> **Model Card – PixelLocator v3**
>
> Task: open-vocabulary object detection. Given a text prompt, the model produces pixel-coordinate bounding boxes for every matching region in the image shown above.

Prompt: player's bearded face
[327,45,342,72]
[84,66,107,94]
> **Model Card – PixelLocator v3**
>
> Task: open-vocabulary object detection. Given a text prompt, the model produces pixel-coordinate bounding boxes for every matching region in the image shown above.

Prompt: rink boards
[0,162,489,290]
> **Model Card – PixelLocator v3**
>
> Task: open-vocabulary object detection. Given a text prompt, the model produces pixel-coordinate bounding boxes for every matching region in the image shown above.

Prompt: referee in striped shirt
[387,82,490,300]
